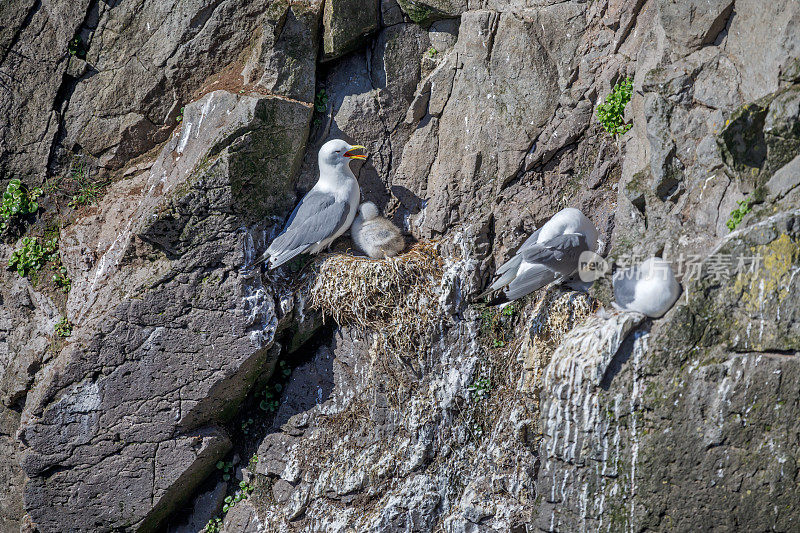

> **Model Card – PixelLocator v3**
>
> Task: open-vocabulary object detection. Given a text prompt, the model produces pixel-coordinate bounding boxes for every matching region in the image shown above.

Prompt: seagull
[351,202,406,258]
[258,139,365,269]
[479,207,599,302]
[612,257,680,318]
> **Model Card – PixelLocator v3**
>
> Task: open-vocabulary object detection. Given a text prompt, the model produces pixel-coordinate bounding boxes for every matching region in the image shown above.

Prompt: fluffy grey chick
[351,202,405,258]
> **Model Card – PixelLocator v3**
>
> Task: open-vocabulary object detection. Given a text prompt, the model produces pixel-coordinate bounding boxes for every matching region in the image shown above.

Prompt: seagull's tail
[265,248,306,270]
[252,250,270,267]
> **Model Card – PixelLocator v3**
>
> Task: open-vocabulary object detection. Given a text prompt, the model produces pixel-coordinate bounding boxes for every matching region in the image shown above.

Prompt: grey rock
[222,499,262,530]
[645,93,684,199]
[0,406,24,532]
[0,0,86,182]
[61,0,320,171]
[658,0,733,51]
[168,482,227,533]
[381,0,405,26]
[322,0,380,62]
[765,154,800,203]
[241,1,322,102]
[395,0,465,25]
[525,99,593,171]
[18,89,310,531]
[398,5,584,236]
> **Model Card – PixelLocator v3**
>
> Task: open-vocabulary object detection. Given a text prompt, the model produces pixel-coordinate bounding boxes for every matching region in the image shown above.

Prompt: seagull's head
[318,139,366,172]
[540,207,599,251]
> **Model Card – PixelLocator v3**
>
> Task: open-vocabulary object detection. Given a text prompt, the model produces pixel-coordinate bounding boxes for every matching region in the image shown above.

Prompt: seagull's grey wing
[517,227,543,252]
[504,264,559,300]
[266,191,350,268]
[521,233,589,277]
[503,234,590,300]
[612,267,639,308]
[477,228,550,299]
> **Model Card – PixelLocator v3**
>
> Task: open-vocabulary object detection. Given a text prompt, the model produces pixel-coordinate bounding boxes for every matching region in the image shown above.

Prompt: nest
[306,241,444,358]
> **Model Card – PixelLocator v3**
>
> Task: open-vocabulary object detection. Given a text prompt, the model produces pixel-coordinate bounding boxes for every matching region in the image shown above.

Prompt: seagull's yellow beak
[344,145,367,160]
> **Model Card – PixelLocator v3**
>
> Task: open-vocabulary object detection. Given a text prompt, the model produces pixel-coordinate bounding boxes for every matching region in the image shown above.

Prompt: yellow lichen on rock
[733,233,799,315]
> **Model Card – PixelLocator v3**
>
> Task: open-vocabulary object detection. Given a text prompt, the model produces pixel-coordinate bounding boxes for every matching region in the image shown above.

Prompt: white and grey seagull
[479,207,599,302]
[612,257,681,318]
[258,139,366,269]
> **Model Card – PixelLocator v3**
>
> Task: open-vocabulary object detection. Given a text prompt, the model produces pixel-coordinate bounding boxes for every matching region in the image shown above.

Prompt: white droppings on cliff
[176,123,192,154]
[242,286,277,347]
[542,311,645,462]
[539,311,649,530]
[628,330,649,532]
[406,199,428,231]
[438,228,479,313]
[70,381,101,413]
[241,224,268,268]
[197,96,214,131]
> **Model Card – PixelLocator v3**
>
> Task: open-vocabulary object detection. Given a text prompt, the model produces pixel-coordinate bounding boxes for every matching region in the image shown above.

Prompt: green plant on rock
[240,417,254,435]
[216,460,234,481]
[479,305,516,349]
[55,317,73,337]
[204,517,222,533]
[52,265,72,293]
[259,382,282,412]
[176,106,185,123]
[8,237,57,277]
[222,481,255,513]
[279,359,291,378]
[239,480,254,495]
[249,453,259,469]
[67,163,104,208]
[726,197,753,231]
[468,376,491,402]
[1,179,42,234]
[425,47,438,58]
[314,89,329,113]
[68,35,86,59]
[597,77,633,135]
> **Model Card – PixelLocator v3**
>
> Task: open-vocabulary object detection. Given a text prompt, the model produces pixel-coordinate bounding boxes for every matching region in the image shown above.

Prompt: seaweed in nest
[305,240,444,359]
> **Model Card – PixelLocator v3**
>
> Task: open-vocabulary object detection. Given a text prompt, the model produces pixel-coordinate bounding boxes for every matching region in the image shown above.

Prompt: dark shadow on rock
[270,335,336,432]
[356,160,390,208]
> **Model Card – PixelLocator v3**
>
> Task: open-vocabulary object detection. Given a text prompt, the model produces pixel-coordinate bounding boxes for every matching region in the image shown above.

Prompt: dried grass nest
[306,241,444,356]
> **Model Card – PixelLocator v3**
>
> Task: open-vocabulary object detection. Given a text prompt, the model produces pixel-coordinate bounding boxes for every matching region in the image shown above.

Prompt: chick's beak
[344,145,367,160]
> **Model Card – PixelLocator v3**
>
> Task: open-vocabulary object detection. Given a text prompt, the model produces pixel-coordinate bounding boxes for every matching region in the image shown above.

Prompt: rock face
[1,0,799,531]
[18,88,310,530]
[322,0,380,61]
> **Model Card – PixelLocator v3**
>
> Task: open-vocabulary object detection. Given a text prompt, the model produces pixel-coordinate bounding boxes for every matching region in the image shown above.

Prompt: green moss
[397,0,434,24]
